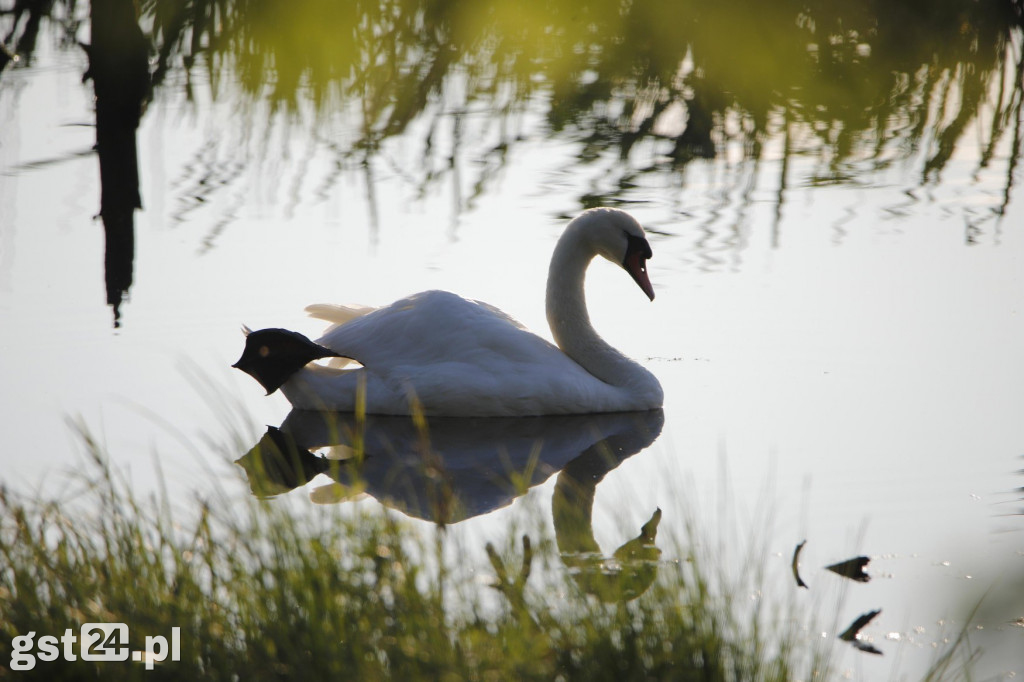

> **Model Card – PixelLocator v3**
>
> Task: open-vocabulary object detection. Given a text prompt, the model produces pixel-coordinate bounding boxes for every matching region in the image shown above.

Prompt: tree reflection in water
[141,0,1022,195]
[86,0,149,327]
[8,1,1022,190]
[1,0,1021,320]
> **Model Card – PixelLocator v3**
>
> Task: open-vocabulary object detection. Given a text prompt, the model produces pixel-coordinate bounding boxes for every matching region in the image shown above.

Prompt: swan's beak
[624,251,655,301]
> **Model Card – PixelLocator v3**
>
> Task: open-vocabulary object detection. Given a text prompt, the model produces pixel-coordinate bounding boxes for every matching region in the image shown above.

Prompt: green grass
[0,422,978,681]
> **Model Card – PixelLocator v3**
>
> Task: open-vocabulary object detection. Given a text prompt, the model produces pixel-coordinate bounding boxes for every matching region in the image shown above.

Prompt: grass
[0,421,982,681]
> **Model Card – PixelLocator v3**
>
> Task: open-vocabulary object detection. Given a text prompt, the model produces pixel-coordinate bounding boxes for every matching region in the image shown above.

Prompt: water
[2,2,1023,678]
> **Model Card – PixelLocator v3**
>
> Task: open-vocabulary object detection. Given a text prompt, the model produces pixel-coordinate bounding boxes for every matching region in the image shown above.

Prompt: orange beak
[624,250,655,301]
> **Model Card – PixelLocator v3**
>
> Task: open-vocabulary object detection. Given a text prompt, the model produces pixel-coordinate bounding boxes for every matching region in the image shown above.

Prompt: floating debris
[839,609,883,655]
[826,556,871,582]
[792,540,808,589]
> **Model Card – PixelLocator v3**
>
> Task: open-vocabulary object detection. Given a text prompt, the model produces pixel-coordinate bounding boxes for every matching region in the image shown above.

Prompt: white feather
[302,304,376,369]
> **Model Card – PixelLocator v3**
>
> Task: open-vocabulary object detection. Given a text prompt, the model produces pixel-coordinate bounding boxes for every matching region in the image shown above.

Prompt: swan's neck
[545,230,652,391]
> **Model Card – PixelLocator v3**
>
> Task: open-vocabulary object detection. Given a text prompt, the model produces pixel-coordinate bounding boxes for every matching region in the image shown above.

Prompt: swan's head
[570,208,655,301]
[233,328,341,394]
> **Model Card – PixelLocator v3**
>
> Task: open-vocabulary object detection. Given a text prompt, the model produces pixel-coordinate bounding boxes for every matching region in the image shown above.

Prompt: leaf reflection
[135,0,1024,200]
[3,0,1022,323]
[4,0,1021,215]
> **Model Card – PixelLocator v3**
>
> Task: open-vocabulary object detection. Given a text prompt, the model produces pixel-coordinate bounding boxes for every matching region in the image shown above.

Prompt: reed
[0,422,978,681]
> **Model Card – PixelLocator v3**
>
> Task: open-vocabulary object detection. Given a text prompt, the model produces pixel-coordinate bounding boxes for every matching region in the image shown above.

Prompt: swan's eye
[259,345,270,358]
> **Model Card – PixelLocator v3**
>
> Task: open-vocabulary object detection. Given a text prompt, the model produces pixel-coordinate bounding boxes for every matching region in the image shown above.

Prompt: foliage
[0,427,842,681]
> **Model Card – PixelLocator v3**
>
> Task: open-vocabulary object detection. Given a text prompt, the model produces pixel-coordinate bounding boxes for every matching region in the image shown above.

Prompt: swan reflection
[239,409,665,600]
[239,409,661,519]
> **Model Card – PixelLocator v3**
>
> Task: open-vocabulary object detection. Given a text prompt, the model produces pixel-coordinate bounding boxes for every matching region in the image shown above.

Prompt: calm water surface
[1,2,1023,677]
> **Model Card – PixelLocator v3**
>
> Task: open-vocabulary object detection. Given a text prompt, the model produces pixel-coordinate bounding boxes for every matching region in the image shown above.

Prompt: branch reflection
[4,0,1021,322]
[140,0,1023,206]
[84,0,150,327]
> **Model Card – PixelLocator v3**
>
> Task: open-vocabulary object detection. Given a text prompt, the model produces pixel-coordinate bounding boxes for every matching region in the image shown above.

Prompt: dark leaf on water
[826,556,871,582]
[839,608,883,655]
[792,539,808,589]
[850,639,883,655]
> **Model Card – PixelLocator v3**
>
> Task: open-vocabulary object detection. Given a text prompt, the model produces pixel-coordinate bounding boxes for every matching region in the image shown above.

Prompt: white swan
[233,208,663,416]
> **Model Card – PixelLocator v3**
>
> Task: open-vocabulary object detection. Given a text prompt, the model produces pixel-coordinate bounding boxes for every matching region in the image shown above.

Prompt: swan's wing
[470,299,530,331]
[305,303,377,327]
[305,290,618,414]
[315,290,572,371]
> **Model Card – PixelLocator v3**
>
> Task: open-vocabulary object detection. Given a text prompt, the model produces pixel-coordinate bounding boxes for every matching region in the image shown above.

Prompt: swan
[233,207,663,416]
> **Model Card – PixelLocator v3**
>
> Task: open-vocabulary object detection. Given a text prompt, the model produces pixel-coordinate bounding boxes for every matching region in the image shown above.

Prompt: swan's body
[234,208,663,416]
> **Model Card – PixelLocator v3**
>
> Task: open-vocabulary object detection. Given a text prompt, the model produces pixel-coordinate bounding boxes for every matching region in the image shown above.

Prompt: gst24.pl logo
[11,623,181,671]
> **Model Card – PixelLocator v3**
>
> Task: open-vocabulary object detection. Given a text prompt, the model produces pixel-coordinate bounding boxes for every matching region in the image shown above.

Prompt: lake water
[2,2,1023,678]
